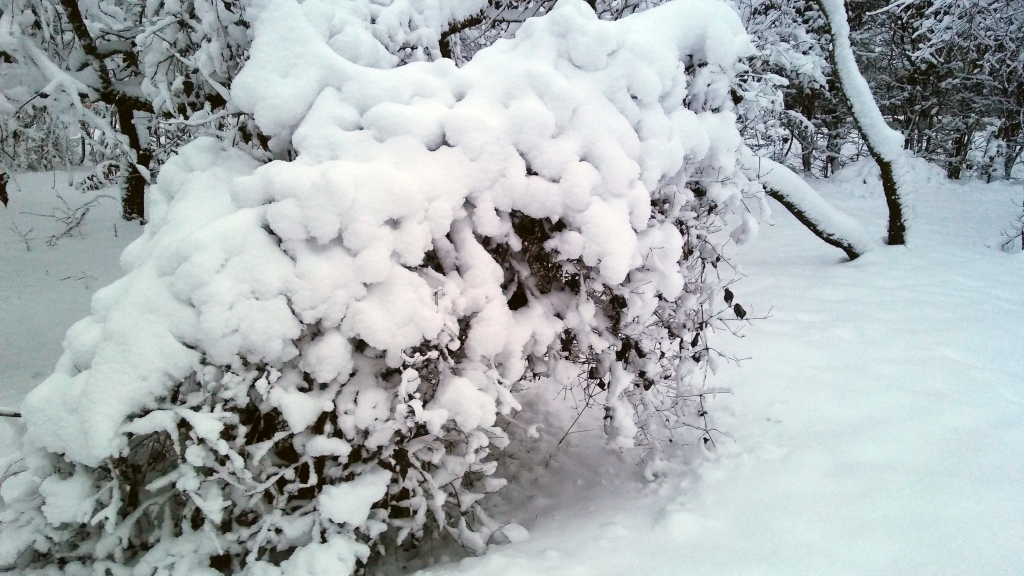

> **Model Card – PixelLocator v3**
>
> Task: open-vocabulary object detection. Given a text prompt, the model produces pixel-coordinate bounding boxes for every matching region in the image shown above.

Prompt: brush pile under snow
[0,0,762,573]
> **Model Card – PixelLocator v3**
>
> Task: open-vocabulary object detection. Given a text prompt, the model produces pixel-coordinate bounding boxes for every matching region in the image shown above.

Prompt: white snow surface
[0,172,142,410]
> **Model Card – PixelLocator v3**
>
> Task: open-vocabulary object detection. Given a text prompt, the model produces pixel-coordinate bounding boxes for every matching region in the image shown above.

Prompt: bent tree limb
[744,156,877,260]
[816,0,910,245]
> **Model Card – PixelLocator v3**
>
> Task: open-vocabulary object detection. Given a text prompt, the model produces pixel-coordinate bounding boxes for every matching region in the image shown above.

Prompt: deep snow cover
[1,0,1021,573]
[21,0,755,469]
[1,0,766,573]
[3,163,1022,574]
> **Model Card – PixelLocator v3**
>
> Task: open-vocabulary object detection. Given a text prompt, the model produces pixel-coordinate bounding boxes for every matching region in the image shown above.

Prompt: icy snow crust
[23,0,754,468]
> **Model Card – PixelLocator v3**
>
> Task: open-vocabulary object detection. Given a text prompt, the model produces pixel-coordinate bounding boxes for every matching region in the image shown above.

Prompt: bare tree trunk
[115,105,150,222]
[998,119,1022,179]
[815,0,910,246]
[1005,146,1022,179]
[824,129,842,177]
[0,170,9,207]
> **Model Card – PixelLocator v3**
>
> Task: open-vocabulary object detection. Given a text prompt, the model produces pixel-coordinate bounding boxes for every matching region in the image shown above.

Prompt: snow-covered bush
[0,0,762,573]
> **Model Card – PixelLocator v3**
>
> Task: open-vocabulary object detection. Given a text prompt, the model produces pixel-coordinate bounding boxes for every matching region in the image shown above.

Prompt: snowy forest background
[4,0,1022,189]
[0,0,1022,574]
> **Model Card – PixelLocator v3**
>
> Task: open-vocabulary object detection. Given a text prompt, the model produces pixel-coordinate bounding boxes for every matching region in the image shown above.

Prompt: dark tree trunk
[874,152,906,245]
[1005,146,1022,179]
[946,131,972,180]
[997,119,1022,179]
[802,144,814,172]
[823,130,842,177]
[115,104,150,222]
[795,90,817,173]
[122,152,150,222]
[0,171,9,207]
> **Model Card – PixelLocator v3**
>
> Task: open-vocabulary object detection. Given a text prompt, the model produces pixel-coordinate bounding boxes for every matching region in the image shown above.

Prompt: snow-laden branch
[816,0,911,245]
[743,156,876,260]
[4,2,762,573]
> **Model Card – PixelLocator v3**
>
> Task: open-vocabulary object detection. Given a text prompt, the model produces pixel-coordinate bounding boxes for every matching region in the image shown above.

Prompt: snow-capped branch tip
[744,156,877,260]
[0,408,21,418]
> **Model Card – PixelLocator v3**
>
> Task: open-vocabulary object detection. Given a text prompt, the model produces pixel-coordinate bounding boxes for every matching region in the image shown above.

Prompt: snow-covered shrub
[0,0,761,573]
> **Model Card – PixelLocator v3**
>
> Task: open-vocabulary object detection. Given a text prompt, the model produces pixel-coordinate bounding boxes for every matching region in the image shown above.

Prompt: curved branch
[439,11,486,59]
[815,0,910,245]
[744,157,877,260]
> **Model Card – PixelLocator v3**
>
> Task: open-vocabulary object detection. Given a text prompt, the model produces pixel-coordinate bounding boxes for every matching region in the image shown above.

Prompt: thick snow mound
[7,1,762,574]
[22,0,756,469]
[21,144,264,466]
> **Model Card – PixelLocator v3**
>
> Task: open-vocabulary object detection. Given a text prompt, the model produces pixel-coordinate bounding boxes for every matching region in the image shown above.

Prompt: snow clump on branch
[1,0,763,573]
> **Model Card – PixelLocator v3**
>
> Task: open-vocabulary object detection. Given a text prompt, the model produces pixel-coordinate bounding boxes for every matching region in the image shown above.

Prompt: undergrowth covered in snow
[0,1,765,573]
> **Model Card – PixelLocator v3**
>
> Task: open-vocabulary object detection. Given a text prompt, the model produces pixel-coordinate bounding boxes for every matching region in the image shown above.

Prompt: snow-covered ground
[0,172,142,409]
[1,168,1022,574]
